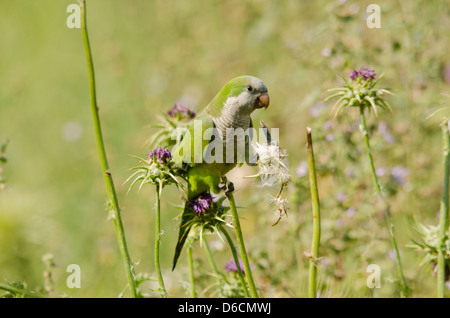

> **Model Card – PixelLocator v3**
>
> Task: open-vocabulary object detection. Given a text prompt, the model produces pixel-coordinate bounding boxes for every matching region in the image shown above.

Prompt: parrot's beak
[255,92,270,109]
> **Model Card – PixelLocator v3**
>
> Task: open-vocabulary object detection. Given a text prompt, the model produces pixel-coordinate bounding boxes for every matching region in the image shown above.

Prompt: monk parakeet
[172,75,270,270]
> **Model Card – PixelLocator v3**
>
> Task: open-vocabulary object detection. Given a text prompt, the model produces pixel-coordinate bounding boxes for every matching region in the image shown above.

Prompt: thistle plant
[424,100,450,297]
[79,0,137,297]
[324,67,409,297]
[324,67,393,118]
[409,224,450,292]
[147,103,196,149]
[126,147,186,297]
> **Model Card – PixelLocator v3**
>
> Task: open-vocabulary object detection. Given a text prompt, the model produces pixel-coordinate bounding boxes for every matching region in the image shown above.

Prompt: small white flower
[252,141,291,187]
[247,141,291,226]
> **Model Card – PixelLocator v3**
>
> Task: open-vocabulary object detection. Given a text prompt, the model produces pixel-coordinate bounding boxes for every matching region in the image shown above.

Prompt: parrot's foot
[219,177,234,194]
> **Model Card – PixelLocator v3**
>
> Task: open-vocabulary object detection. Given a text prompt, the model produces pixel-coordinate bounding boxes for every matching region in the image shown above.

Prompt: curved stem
[79,0,137,298]
[359,105,408,298]
[219,225,250,297]
[225,192,259,298]
[438,122,450,298]
[187,246,197,298]
[154,184,167,298]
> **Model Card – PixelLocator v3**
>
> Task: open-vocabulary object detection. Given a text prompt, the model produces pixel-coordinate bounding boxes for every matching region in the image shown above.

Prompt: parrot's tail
[172,201,193,271]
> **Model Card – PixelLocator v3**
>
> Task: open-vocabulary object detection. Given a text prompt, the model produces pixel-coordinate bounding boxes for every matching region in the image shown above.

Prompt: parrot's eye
[246,85,253,92]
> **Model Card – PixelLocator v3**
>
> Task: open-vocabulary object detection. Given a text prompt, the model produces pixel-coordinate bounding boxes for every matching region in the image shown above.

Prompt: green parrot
[171,75,270,270]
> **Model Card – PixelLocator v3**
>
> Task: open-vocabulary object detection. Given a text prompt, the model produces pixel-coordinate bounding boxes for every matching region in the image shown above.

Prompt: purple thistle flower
[189,192,213,215]
[167,103,196,119]
[349,69,359,81]
[225,258,251,274]
[148,147,172,164]
[359,67,377,80]
[349,67,377,81]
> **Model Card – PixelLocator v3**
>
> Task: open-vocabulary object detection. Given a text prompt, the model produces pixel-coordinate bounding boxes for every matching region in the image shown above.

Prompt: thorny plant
[324,67,409,297]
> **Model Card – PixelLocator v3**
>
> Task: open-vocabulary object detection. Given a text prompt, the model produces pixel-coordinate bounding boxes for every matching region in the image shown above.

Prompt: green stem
[306,128,321,298]
[438,121,450,298]
[154,184,167,298]
[203,237,227,283]
[359,105,408,298]
[187,246,197,298]
[79,0,137,298]
[0,283,46,298]
[219,225,250,298]
[225,192,259,298]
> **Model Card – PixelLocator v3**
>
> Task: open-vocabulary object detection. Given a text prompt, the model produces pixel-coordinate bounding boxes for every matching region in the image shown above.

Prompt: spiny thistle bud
[408,224,450,282]
[324,66,393,117]
[189,193,213,215]
[350,67,377,81]
[126,148,186,192]
[167,103,196,119]
[182,193,230,238]
[148,147,172,164]
[147,103,196,150]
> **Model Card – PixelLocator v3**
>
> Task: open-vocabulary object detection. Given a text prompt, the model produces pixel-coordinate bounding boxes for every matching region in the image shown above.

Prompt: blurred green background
[1,0,450,297]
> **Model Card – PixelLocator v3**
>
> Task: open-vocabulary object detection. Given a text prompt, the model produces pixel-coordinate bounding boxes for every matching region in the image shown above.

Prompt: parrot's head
[207,75,270,118]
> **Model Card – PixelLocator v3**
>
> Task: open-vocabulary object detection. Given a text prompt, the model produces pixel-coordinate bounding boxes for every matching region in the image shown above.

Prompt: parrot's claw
[219,177,235,194]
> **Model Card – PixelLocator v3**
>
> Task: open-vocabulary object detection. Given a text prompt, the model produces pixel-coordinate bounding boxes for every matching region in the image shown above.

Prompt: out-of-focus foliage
[1,0,450,297]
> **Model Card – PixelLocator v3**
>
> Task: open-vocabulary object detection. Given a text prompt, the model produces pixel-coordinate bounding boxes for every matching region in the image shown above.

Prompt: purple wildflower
[346,206,356,217]
[336,192,346,203]
[189,192,213,215]
[349,69,359,81]
[349,67,377,81]
[391,166,409,186]
[167,103,196,119]
[325,133,335,142]
[225,258,251,274]
[148,147,172,164]
[359,67,377,80]
[375,167,387,177]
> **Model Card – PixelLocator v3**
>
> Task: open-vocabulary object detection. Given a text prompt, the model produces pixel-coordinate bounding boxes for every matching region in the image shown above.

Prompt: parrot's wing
[172,200,193,271]
[172,114,217,270]
[172,114,215,168]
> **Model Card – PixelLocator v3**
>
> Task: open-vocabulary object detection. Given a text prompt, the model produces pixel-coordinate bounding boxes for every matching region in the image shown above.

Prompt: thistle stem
[203,237,228,284]
[225,193,259,298]
[219,225,250,298]
[79,0,137,298]
[154,184,167,298]
[438,121,450,298]
[359,105,408,297]
[0,283,46,298]
[306,128,321,298]
[187,246,197,298]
